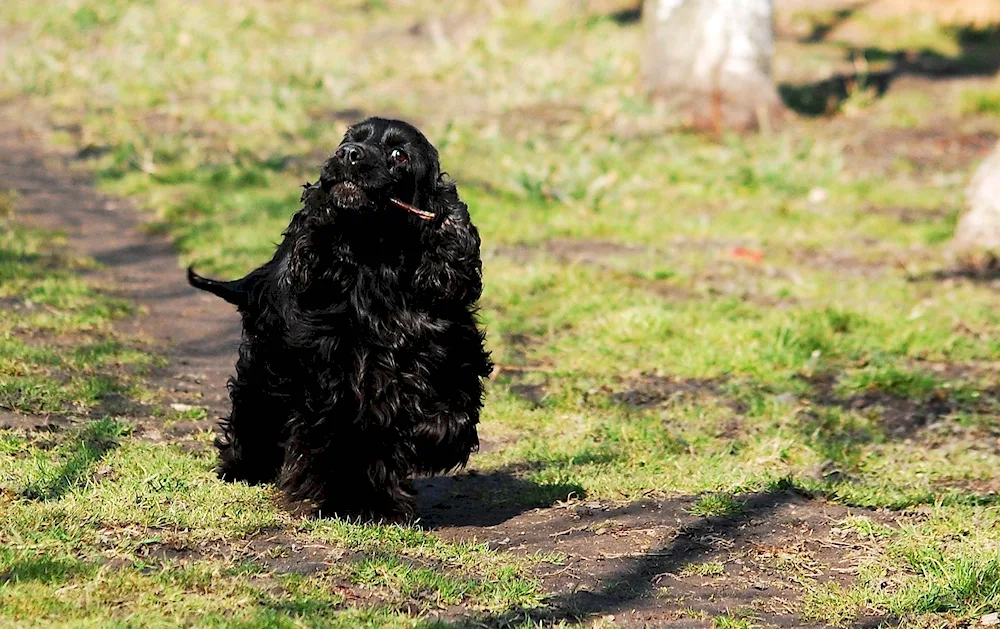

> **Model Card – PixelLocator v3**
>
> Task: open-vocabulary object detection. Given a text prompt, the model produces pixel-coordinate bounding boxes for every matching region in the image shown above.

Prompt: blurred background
[3,0,1000,273]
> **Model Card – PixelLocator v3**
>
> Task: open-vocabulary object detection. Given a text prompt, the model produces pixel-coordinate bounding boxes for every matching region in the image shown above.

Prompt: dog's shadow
[414,469,583,529]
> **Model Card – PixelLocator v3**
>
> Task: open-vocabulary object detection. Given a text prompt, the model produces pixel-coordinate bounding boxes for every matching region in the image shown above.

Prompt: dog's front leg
[279,418,416,523]
[216,342,288,484]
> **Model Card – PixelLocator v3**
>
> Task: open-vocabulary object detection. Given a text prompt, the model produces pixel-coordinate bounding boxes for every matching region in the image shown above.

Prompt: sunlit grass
[0,209,159,415]
[2,0,1000,625]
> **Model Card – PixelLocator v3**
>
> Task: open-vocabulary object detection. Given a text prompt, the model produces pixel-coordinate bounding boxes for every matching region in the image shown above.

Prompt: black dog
[188,117,492,521]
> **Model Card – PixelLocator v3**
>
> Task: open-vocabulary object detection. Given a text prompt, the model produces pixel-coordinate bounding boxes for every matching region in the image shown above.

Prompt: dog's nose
[335,143,364,166]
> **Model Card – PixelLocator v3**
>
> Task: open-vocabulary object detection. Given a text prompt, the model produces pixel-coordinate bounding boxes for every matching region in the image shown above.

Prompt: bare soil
[428,488,890,628]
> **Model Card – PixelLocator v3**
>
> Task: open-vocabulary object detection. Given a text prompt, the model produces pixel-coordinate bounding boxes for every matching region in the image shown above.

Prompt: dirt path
[0,110,237,439]
[0,113,884,627]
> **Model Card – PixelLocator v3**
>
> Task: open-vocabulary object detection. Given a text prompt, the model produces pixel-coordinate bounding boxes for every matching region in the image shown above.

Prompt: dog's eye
[390,149,409,165]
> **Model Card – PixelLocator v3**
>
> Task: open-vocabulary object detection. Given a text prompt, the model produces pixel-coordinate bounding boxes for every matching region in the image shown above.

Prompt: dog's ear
[426,173,472,228]
[418,174,483,304]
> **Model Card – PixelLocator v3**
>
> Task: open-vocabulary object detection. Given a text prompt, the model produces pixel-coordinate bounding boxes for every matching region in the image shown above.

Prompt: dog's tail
[187,266,251,308]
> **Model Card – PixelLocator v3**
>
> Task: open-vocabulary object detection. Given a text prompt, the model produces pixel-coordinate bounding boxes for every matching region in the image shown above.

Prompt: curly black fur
[188,117,492,521]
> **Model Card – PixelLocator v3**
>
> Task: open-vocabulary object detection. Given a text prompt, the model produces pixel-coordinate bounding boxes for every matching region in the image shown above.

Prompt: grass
[0,201,159,416]
[1,423,546,626]
[806,509,1000,623]
[960,82,1000,116]
[689,494,746,519]
[1,0,1000,626]
[713,616,754,629]
[680,561,726,578]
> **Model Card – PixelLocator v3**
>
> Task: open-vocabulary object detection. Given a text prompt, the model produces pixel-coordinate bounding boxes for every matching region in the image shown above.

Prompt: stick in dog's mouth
[389,198,450,226]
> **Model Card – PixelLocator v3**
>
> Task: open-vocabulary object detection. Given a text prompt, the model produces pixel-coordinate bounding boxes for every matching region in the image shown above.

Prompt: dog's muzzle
[328,181,371,211]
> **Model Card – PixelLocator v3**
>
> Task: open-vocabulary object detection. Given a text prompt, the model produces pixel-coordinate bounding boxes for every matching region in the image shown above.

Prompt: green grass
[681,561,726,578]
[960,83,1000,116]
[2,0,1000,626]
[713,616,754,629]
[806,509,1000,624]
[0,205,159,415]
[1,425,546,626]
[688,494,746,518]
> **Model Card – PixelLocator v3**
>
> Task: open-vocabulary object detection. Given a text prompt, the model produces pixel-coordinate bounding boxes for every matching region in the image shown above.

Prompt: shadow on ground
[433,484,892,627]
[0,555,94,587]
[19,419,123,501]
[781,23,1000,115]
[909,259,1000,284]
[608,367,999,442]
[416,468,584,529]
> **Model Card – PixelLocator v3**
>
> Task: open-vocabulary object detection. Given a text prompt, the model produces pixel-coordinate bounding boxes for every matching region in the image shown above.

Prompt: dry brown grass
[777,0,1000,30]
[868,0,1000,27]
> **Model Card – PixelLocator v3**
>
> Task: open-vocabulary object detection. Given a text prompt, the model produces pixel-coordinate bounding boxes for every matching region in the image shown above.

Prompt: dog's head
[319,117,445,217]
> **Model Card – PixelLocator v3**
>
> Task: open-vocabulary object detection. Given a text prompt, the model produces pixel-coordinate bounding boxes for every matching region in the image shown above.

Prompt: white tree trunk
[644,0,783,131]
[953,141,1000,262]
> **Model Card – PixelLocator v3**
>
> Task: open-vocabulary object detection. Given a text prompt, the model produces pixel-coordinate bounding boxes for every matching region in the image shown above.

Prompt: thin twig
[549,526,588,538]
[599,552,676,560]
[389,198,451,227]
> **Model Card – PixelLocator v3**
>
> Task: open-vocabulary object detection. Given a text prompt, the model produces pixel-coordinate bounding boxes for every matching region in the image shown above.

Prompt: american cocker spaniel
[188,117,492,521]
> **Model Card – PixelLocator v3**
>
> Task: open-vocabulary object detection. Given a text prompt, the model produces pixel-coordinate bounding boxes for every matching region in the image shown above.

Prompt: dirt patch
[934,476,1000,499]
[0,409,78,433]
[802,371,1000,440]
[864,205,955,225]
[850,126,997,174]
[106,531,408,611]
[433,488,888,627]
[133,532,350,575]
[911,262,1000,286]
[498,237,941,307]
[0,106,239,437]
[605,375,730,410]
[132,529,521,617]
[417,469,585,530]
[489,332,555,410]
[545,238,650,263]
[605,368,1000,446]
[493,239,649,269]
[838,390,957,438]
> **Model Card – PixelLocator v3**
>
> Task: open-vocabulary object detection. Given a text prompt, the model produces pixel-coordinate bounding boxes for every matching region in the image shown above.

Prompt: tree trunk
[953,141,1000,265]
[643,0,784,132]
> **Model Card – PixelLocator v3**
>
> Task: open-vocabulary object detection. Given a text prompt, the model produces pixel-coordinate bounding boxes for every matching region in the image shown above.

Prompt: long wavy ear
[426,173,472,229]
[418,173,483,304]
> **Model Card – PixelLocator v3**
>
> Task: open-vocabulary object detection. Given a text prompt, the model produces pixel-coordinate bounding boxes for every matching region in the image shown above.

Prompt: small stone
[981,613,1000,626]
[170,403,197,412]
[753,582,769,590]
